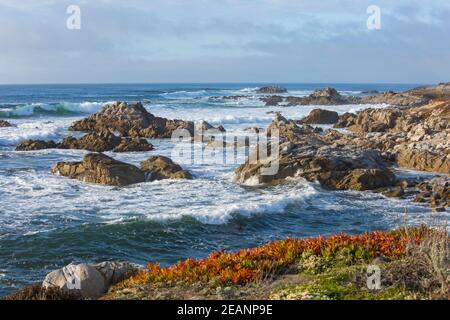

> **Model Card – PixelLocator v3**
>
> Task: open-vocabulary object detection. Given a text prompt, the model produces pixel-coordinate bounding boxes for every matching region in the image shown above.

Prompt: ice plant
[121,226,431,287]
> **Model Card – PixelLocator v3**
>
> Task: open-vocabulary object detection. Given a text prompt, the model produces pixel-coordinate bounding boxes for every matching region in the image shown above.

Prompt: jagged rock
[347,108,403,133]
[286,88,354,106]
[406,83,450,100]
[396,148,450,175]
[42,264,105,299]
[59,131,122,152]
[360,91,428,107]
[334,112,357,128]
[112,138,153,153]
[234,114,393,190]
[0,120,12,128]
[140,156,192,181]
[335,169,395,191]
[69,101,218,139]
[302,109,339,124]
[382,186,406,198]
[261,96,284,106]
[94,261,137,287]
[51,153,145,186]
[256,86,287,94]
[16,140,58,151]
[413,176,449,210]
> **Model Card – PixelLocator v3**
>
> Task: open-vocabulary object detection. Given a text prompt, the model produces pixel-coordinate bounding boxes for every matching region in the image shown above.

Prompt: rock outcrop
[140,156,192,181]
[16,140,58,151]
[413,176,450,211]
[286,88,353,106]
[0,120,12,128]
[15,132,153,153]
[302,109,339,124]
[333,100,450,174]
[51,153,146,186]
[360,91,429,107]
[234,114,394,190]
[42,261,136,299]
[112,137,153,153]
[406,82,450,100]
[59,132,122,152]
[256,86,287,94]
[69,101,218,139]
[261,96,284,106]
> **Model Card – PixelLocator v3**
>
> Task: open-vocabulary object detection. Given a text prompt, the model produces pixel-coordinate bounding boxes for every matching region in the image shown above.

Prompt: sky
[0,0,449,84]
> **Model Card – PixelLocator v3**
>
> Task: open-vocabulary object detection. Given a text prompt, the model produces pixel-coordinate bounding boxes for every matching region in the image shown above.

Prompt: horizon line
[0,81,432,86]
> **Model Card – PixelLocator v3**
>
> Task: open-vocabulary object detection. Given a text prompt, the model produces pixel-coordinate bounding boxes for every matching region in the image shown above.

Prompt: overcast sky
[0,0,449,84]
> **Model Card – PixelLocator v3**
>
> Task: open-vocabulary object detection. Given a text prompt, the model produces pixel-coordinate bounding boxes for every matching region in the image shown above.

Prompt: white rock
[42,263,106,299]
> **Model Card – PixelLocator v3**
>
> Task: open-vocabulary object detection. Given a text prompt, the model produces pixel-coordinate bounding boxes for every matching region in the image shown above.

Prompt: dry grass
[3,284,82,301]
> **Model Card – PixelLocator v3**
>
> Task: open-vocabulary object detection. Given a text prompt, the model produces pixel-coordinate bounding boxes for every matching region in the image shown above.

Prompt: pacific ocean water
[0,83,446,296]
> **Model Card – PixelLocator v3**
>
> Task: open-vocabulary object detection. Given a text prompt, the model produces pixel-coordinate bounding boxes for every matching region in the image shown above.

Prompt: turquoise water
[0,83,443,296]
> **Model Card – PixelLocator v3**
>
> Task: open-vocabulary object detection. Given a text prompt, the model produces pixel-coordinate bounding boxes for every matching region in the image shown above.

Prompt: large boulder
[140,156,192,181]
[51,153,145,186]
[42,264,105,299]
[0,120,12,128]
[256,86,287,94]
[42,261,136,300]
[302,109,339,124]
[16,140,58,151]
[69,101,218,139]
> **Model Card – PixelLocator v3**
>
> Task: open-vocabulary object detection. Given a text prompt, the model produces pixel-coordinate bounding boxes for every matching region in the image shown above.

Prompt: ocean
[0,83,445,296]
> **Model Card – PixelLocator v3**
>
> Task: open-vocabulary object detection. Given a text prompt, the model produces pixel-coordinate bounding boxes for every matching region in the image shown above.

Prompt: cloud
[0,0,449,83]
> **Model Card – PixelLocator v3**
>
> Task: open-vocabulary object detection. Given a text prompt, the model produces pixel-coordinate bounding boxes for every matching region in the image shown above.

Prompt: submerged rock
[261,96,284,106]
[0,120,12,128]
[302,109,339,124]
[140,156,192,181]
[51,153,145,186]
[16,139,58,151]
[256,86,287,94]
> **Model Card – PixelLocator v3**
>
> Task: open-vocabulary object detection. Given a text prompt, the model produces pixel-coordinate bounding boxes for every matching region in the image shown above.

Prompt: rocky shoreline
[3,82,449,300]
[5,226,449,300]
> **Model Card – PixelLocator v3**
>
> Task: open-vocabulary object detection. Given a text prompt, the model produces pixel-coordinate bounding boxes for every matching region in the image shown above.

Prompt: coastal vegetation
[7,226,443,300]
